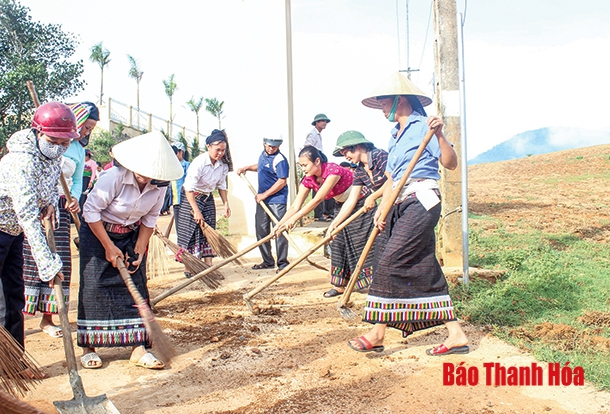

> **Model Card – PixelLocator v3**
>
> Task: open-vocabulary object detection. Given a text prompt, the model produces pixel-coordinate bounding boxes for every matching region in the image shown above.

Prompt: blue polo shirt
[258,150,289,204]
[386,114,442,181]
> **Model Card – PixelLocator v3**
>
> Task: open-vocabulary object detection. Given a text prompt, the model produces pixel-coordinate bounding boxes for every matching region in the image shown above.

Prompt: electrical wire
[417,0,434,72]
[396,0,401,69]
[462,0,468,26]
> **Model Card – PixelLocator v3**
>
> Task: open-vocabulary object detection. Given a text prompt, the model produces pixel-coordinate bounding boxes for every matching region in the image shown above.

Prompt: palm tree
[90,42,111,105]
[186,96,204,143]
[205,97,224,129]
[162,74,178,137]
[127,55,144,128]
[191,135,201,158]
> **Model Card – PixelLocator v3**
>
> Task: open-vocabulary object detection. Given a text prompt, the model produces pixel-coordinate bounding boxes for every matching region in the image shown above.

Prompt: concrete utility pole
[285,0,297,205]
[433,0,463,267]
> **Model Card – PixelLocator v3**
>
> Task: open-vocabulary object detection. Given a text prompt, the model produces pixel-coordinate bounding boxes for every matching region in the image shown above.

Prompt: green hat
[332,130,373,157]
[311,113,330,126]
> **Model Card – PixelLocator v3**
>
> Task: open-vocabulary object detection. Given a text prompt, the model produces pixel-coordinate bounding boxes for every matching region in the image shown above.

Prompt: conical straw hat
[112,131,183,181]
[361,72,432,109]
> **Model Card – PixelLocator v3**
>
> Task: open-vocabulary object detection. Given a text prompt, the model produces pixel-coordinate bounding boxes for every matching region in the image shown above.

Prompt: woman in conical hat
[77,131,182,370]
[347,72,469,356]
[22,101,99,340]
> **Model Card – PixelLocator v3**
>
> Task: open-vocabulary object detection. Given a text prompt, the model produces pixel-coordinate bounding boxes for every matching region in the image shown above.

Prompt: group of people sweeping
[248,72,469,356]
[0,71,468,386]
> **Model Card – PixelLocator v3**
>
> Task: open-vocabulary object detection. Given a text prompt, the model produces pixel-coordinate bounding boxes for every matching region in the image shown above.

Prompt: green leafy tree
[90,42,111,105]
[191,135,200,158]
[127,54,143,125]
[162,74,177,137]
[0,0,84,146]
[88,129,116,166]
[205,97,224,129]
[186,96,204,143]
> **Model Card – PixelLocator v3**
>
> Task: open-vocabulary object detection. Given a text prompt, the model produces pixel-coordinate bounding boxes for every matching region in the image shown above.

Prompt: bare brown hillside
[469,144,610,241]
[19,145,610,414]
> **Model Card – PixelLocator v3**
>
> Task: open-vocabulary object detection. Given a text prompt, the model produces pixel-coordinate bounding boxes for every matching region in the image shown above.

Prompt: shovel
[43,218,120,414]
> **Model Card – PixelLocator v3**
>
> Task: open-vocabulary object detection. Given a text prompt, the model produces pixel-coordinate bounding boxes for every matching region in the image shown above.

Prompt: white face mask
[38,138,69,159]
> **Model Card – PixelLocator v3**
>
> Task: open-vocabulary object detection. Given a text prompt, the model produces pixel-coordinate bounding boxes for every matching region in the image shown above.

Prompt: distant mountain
[468,127,610,165]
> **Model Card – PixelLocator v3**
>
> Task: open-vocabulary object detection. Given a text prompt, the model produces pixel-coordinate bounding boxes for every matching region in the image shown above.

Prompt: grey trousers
[255,203,289,269]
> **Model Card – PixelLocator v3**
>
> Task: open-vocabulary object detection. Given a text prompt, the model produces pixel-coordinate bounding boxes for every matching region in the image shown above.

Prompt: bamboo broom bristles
[154,229,223,289]
[191,210,243,265]
[147,232,172,279]
[0,325,44,397]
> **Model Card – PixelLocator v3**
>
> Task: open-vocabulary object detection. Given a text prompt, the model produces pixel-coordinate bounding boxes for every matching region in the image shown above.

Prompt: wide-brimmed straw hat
[112,131,183,181]
[332,130,374,157]
[361,72,432,109]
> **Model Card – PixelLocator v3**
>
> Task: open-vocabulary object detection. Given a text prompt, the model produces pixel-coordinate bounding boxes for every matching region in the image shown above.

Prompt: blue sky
[19,0,610,163]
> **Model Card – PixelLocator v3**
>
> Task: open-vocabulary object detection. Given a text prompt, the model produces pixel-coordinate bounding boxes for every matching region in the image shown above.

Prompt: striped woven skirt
[176,190,216,259]
[330,198,377,289]
[76,222,150,348]
[362,193,455,337]
[23,197,71,315]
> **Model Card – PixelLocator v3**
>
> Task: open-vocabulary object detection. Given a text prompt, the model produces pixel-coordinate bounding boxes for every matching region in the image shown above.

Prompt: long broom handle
[336,128,436,309]
[43,218,87,400]
[243,205,367,302]
[27,80,81,231]
[239,173,329,272]
[58,174,81,231]
[164,213,174,238]
[150,231,278,306]
[115,257,174,361]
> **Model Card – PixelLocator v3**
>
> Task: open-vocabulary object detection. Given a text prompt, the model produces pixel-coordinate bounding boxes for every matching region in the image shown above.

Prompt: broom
[336,129,436,320]
[151,231,281,306]
[191,210,243,264]
[153,227,223,289]
[0,325,44,398]
[147,232,172,279]
[116,258,176,363]
[0,388,47,414]
[242,207,368,313]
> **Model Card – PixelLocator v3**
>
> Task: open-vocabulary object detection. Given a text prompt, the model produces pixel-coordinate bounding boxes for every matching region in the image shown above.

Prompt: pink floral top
[301,162,353,200]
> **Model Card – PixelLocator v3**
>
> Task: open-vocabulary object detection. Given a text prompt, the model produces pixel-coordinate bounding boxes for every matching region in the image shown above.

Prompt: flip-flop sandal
[81,352,103,369]
[323,288,342,298]
[347,336,385,353]
[41,325,63,338]
[130,352,165,370]
[426,344,470,356]
[252,263,274,270]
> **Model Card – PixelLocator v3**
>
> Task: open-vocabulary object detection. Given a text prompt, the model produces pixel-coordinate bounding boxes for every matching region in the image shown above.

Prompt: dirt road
[21,229,610,413]
[20,145,610,413]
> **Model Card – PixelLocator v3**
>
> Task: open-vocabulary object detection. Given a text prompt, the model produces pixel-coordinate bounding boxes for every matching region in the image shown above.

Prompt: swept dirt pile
[19,145,610,413]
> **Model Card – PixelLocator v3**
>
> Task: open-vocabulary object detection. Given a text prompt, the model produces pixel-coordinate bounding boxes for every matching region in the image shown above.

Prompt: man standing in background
[303,113,335,221]
[237,137,290,273]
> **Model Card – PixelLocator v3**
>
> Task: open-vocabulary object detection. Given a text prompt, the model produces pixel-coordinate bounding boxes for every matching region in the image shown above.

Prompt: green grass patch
[454,217,610,389]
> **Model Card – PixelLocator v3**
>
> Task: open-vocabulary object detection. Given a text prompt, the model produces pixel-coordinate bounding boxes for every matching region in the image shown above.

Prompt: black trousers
[255,203,289,269]
[0,231,25,347]
[313,191,336,218]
